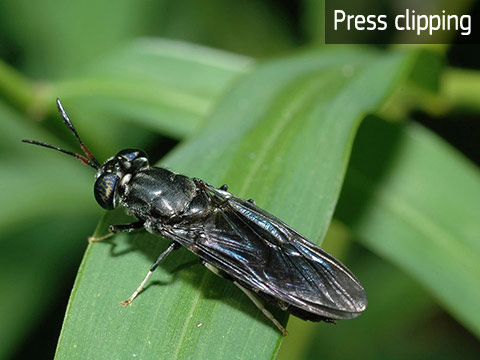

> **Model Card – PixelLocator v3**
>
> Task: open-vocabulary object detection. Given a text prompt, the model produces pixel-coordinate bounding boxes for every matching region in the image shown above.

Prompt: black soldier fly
[23,99,367,335]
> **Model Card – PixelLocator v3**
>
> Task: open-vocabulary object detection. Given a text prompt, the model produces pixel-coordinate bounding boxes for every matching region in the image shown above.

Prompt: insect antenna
[21,139,98,169]
[21,98,100,170]
[55,98,101,168]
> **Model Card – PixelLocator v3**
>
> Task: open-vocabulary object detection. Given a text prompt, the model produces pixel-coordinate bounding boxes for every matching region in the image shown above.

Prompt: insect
[23,99,367,335]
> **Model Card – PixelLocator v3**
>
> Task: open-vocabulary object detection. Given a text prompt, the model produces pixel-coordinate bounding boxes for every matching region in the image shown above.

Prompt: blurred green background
[0,0,479,359]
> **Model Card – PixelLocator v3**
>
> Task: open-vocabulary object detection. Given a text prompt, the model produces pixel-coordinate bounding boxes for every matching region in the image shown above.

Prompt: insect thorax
[121,167,205,221]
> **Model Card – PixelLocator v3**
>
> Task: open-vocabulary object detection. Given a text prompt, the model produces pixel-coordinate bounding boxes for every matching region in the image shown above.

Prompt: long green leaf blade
[53,39,253,138]
[336,118,480,337]
[55,47,423,359]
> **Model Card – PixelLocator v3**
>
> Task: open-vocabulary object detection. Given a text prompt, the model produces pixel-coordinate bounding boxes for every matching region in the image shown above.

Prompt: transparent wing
[166,184,367,319]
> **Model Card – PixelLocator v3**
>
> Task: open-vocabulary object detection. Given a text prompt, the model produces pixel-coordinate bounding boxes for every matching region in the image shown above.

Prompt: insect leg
[88,221,144,243]
[109,221,145,233]
[233,281,288,336]
[121,242,180,306]
[88,232,114,243]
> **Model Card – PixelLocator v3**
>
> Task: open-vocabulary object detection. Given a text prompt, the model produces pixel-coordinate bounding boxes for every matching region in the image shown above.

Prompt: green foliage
[338,118,480,336]
[0,1,479,359]
[55,47,422,359]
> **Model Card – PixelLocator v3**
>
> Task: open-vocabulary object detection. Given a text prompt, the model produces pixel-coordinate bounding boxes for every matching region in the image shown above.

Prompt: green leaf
[0,101,98,225]
[279,251,439,360]
[0,0,147,78]
[152,0,296,57]
[0,39,250,357]
[0,215,98,359]
[55,47,424,359]
[0,101,100,359]
[442,68,480,112]
[336,117,480,337]
[53,39,253,139]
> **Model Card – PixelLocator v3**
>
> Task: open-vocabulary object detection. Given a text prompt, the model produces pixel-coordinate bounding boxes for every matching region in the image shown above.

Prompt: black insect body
[23,99,367,335]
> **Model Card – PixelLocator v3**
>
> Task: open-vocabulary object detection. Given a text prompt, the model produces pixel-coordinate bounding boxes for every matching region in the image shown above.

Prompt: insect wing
[167,184,367,319]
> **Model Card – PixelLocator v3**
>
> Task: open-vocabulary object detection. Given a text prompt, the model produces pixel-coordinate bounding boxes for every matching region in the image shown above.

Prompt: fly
[23,99,367,335]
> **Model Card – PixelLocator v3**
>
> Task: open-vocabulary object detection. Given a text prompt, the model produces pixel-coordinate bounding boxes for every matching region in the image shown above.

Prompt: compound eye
[94,173,118,210]
[117,149,147,162]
